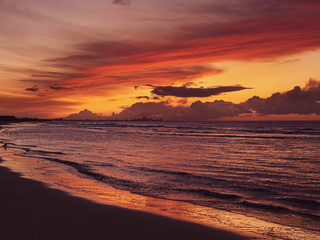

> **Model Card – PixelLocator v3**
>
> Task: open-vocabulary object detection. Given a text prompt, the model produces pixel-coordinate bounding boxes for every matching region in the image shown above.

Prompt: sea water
[0,121,319,239]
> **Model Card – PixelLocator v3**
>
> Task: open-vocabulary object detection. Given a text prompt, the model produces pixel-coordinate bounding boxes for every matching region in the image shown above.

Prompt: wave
[155,132,319,140]
[239,201,320,220]
[26,156,145,192]
[80,122,165,129]
[132,166,233,185]
[235,129,320,136]
[277,198,320,210]
[9,144,65,155]
[11,151,243,202]
[4,121,320,235]
[35,155,243,202]
[175,188,242,200]
[83,161,115,168]
[51,121,320,139]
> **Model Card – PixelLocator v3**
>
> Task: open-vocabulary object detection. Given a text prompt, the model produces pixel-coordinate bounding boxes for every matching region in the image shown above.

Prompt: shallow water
[1,121,319,239]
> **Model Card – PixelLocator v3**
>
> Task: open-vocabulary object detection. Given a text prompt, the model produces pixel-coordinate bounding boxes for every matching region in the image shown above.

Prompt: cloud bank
[112,79,320,121]
[246,79,320,115]
[65,109,107,120]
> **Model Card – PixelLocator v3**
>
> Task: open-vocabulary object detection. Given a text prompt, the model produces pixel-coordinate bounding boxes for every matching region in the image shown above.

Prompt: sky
[1,0,320,120]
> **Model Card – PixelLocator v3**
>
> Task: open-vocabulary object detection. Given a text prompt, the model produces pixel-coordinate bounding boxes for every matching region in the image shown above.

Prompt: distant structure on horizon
[0,116,18,122]
[0,116,48,122]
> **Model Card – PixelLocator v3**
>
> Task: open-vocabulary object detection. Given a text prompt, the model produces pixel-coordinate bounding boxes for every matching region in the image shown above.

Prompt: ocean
[0,121,319,239]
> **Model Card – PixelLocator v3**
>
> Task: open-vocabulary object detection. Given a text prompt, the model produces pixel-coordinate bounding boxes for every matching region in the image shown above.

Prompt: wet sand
[0,156,250,240]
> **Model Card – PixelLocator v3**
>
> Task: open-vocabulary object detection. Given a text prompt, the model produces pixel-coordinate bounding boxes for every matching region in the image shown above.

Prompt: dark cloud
[112,100,249,121]
[112,102,186,121]
[179,0,320,24]
[64,109,107,120]
[30,71,92,80]
[104,65,222,84]
[18,69,94,93]
[4,68,92,81]
[112,0,130,6]
[151,85,249,98]
[246,79,320,115]
[113,80,320,120]
[136,96,150,100]
[25,85,39,92]
[187,100,250,120]
[185,0,292,17]
[182,82,196,88]
[49,86,73,91]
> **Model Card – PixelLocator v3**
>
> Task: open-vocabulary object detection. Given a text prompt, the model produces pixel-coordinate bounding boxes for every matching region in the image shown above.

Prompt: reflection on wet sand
[1,147,318,240]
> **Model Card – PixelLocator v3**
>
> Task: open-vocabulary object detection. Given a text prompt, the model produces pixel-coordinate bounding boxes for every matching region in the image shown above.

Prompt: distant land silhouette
[0,115,57,123]
[0,111,161,123]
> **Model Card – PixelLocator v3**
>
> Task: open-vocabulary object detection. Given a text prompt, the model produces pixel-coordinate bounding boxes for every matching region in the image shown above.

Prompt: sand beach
[0,155,249,240]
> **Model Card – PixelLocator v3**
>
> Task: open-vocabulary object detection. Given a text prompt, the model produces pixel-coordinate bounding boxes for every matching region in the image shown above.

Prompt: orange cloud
[2,0,320,117]
[30,2,320,97]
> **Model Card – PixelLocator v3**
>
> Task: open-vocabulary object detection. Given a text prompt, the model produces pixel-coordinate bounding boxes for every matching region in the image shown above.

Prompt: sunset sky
[1,0,320,120]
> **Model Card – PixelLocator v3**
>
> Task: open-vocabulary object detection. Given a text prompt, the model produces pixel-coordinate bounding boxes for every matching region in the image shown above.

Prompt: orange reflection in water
[0,147,319,240]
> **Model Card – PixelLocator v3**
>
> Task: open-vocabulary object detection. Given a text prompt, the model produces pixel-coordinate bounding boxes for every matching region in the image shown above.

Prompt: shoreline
[0,156,250,240]
[2,122,320,240]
